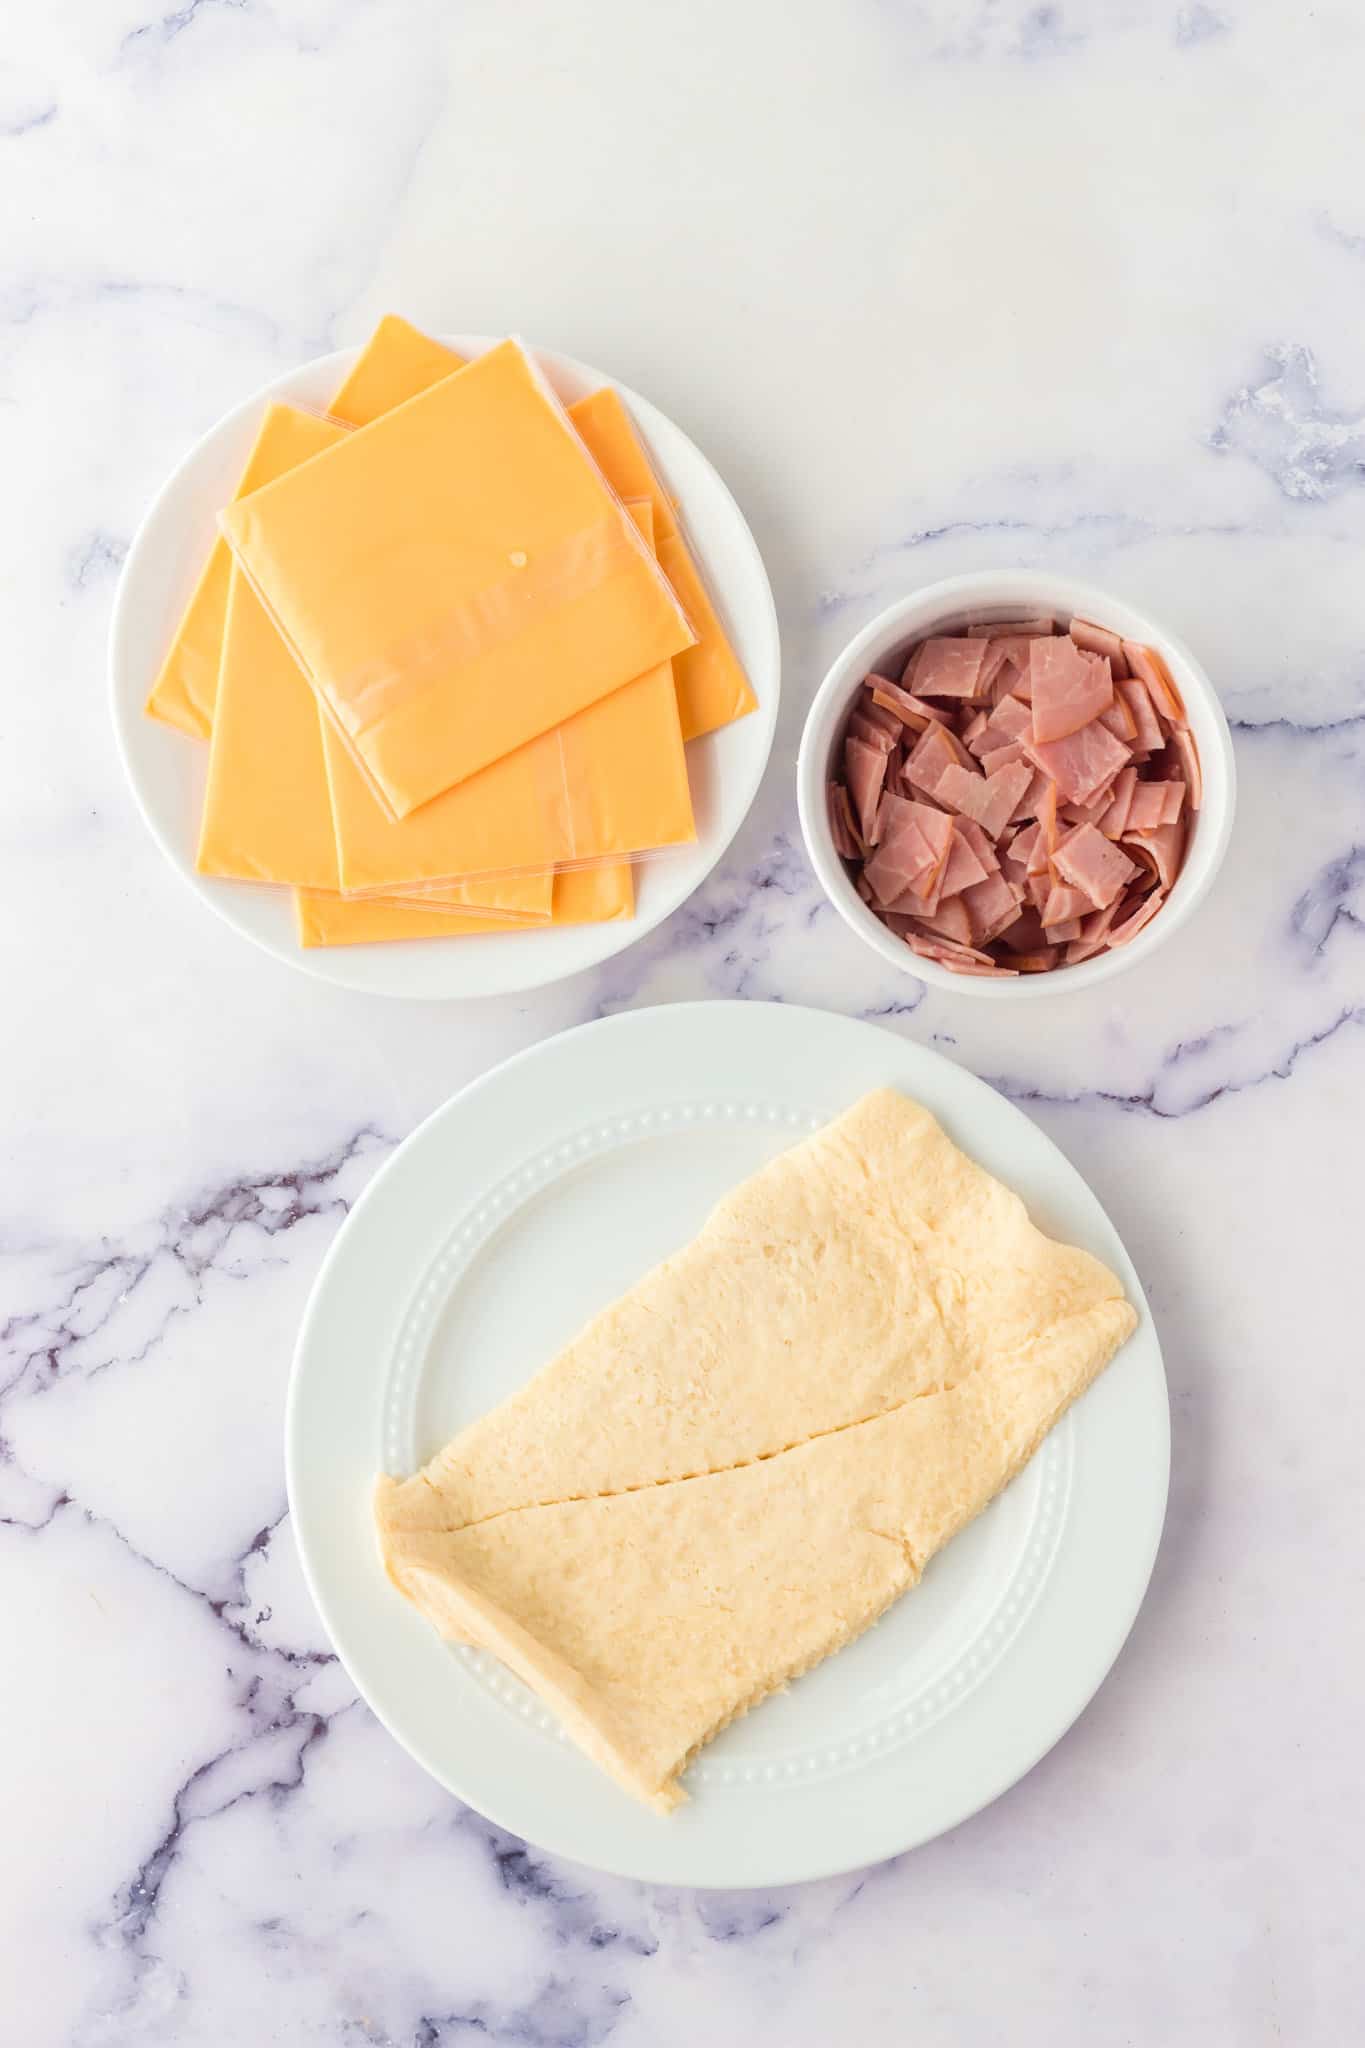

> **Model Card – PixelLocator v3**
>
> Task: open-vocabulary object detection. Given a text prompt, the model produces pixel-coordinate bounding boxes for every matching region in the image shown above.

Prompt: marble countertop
[5,2,1362,2041]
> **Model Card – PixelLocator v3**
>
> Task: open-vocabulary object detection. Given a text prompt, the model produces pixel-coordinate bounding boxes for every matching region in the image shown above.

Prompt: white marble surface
[4,2,1363,2040]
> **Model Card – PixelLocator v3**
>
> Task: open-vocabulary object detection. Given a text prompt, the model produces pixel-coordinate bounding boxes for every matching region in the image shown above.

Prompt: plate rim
[108,336,781,1000]
[286,1000,1170,1885]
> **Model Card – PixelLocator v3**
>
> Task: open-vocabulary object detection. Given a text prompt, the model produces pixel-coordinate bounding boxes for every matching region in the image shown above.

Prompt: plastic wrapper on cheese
[296,861,633,949]
[194,406,553,925]
[143,404,322,738]
[219,338,697,820]
[324,498,694,893]
[567,385,758,741]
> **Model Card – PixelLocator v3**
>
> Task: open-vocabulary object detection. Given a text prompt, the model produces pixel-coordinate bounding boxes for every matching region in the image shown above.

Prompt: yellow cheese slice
[296,859,633,948]
[324,498,694,894]
[567,385,758,741]
[327,315,467,427]
[194,406,553,922]
[143,405,317,738]
[376,1089,1135,1810]
[221,338,695,818]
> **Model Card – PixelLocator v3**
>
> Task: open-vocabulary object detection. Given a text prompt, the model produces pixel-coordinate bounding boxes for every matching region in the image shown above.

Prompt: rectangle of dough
[376,1089,1136,1811]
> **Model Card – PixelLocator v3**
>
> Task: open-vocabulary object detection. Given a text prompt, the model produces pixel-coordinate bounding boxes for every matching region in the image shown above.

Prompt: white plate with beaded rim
[287,1001,1168,1885]
[108,335,780,999]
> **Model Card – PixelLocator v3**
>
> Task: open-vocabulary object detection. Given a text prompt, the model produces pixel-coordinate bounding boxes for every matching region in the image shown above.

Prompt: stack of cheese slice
[375,1089,1137,1812]
[144,318,757,948]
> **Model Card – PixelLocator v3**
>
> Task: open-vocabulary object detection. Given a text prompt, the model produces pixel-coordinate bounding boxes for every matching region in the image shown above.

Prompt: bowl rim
[796,569,1237,1000]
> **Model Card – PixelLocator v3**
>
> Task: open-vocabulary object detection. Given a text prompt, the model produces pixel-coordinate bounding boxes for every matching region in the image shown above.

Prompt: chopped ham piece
[905,720,971,800]
[1064,896,1123,962]
[911,895,975,947]
[862,791,942,900]
[1097,765,1138,840]
[955,816,1002,873]
[905,637,990,698]
[868,676,952,729]
[856,693,903,738]
[1051,823,1139,910]
[980,693,1034,749]
[848,710,897,753]
[1029,639,1114,744]
[1008,767,1053,825]
[978,740,1027,776]
[999,905,1047,953]
[1124,782,1167,834]
[1118,678,1165,755]
[937,760,1035,841]
[937,826,993,898]
[965,617,1054,638]
[1107,887,1166,946]
[844,735,889,843]
[1069,615,1130,679]
[1122,642,1187,727]
[831,617,1200,975]
[1042,882,1092,928]
[1171,727,1203,809]
[903,932,995,967]
[962,870,1025,945]
[829,783,861,859]
[1027,718,1132,806]
[1098,692,1137,742]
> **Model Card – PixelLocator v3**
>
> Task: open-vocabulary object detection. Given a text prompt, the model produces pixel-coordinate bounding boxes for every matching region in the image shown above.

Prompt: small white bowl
[797,571,1236,1000]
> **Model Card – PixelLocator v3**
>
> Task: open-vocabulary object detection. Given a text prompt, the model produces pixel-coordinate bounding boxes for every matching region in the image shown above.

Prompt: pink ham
[1107,887,1167,946]
[855,693,903,738]
[1098,692,1137,742]
[1120,826,1183,894]
[848,710,897,753]
[839,621,1198,977]
[829,783,861,859]
[1118,679,1165,755]
[1064,896,1124,963]
[955,817,1002,873]
[1026,718,1131,806]
[1051,823,1139,910]
[965,617,1054,638]
[1171,727,1203,809]
[936,759,1035,841]
[1041,882,1092,928]
[1122,642,1187,727]
[905,637,990,699]
[862,791,941,901]
[844,736,889,843]
[1069,615,1130,680]
[1097,765,1138,840]
[1029,638,1114,744]
[962,870,1025,945]
[910,895,975,947]
[978,740,1027,776]
[867,677,952,730]
[1124,782,1167,834]
[937,826,993,898]
[905,719,972,800]
[1008,767,1053,825]
[973,692,1033,754]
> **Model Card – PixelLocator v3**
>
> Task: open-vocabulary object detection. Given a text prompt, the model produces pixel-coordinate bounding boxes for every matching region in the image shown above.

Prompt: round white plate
[109,338,780,999]
[288,1001,1168,1886]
